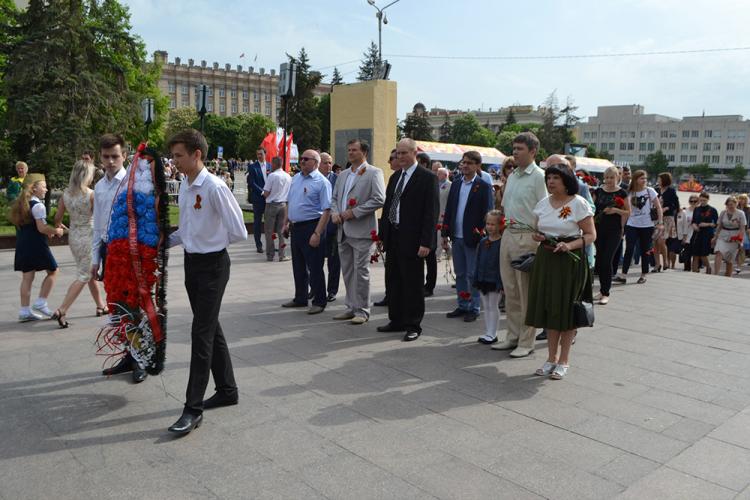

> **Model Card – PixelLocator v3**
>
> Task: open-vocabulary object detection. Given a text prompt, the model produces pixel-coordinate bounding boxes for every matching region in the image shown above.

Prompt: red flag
[283,132,293,172]
[260,132,277,164]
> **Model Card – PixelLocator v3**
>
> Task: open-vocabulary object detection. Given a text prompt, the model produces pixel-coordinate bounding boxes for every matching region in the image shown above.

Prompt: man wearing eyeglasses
[377,139,439,341]
[281,150,332,314]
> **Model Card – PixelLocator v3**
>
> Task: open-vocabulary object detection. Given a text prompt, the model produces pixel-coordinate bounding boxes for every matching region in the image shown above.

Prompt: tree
[643,150,669,180]
[503,108,516,128]
[451,114,494,146]
[164,108,198,143]
[687,163,713,181]
[287,48,322,151]
[331,67,343,86]
[585,144,613,161]
[729,163,747,185]
[201,115,241,159]
[495,130,515,156]
[1,0,164,189]
[236,113,276,160]
[438,115,452,143]
[357,41,381,81]
[401,113,433,140]
[316,93,331,152]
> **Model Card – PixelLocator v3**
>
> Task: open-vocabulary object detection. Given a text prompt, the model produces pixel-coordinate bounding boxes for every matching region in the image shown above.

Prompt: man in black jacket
[377,138,439,341]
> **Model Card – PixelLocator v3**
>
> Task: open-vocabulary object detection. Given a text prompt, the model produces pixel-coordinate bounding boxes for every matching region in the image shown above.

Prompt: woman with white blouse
[621,170,664,284]
[526,157,596,380]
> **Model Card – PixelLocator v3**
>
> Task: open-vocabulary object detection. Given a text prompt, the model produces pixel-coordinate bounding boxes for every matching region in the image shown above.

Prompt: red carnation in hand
[458,291,471,300]
[614,196,625,208]
[370,230,379,242]
[730,234,743,242]
[370,254,379,263]
[348,198,357,207]
[271,233,278,240]
[436,223,443,231]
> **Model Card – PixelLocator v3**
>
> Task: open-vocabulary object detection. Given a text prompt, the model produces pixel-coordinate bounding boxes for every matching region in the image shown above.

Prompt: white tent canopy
[414,140,507,165]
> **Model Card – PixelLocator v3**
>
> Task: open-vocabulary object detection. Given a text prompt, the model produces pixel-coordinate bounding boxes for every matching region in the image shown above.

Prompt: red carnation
[280,243,287,249]
[271,233,278,240]
[137,142,146,153]
[436,224,443,231]
[370,230,379,242]
[348,198,357,207]
[730,234,743,242]
[614,196,625,208]
[458,291,471,300]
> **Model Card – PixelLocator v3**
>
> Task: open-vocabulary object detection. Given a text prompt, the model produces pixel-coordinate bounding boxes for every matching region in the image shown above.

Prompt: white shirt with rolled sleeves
[91,167,127,265]
[169,167,248,253]
[263,168,292,203]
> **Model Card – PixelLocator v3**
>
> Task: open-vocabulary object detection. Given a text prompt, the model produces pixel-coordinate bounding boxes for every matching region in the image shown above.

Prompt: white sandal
[535,361,557,376]
[599,295,609,305]
[550,364,569,380]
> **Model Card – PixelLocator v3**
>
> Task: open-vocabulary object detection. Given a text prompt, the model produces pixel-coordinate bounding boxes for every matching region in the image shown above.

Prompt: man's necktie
[388,172,406,225]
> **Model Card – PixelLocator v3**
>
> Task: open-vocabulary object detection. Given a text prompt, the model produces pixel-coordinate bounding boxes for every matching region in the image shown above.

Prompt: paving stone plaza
[1,232,750,499]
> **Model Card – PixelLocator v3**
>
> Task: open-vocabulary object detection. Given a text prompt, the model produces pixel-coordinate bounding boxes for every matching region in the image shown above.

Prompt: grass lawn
[0,206,254,236]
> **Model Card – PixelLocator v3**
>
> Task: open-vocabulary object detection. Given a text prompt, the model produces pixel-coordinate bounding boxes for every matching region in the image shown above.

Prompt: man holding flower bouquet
[329,139,385,324]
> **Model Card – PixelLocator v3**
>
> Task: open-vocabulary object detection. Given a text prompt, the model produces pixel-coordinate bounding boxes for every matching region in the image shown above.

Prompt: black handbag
[510,252,536,272]
[572,258,594,328]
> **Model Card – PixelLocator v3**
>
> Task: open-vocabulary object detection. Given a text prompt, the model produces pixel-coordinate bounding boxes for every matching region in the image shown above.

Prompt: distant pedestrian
[6,161,28,203]
[712,196,746,277]
[319,152,341,300]
[246,148,269,253]
[592,166,629,305]
[691,191,717,274]
[9,174,64,322]
[262,157,292,262]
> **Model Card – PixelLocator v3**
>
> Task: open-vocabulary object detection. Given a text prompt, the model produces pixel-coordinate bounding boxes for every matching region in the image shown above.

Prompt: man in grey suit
[330,139,386,324]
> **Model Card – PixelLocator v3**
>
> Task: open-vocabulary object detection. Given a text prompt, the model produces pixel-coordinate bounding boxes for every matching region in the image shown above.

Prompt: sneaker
[32,304,54,319]
[19,311,43,322]
[612,276,626,284]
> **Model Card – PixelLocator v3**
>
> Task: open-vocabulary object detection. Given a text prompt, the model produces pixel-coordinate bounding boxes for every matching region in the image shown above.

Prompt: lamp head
[383,13,388,24]
[367,0,375,5]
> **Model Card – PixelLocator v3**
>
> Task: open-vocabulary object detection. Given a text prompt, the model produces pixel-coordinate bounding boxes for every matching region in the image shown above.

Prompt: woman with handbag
[622,170,663,284]
[526,157,596,380]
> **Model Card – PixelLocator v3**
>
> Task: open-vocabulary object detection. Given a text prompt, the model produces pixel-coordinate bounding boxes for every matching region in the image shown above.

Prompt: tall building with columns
[153,51,331,122]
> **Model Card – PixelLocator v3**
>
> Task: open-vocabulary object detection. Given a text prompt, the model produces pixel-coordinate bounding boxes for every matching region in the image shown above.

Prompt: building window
[689,155,697,163]
[265,94,271,102]
[713,143,721,151]
[170,99,176,109]
[242,89,249,99]
[181,85,189,95]
[660,130,669,138]
[691,130,699,138]
[690,143,698,150]
[628,143,635,150]
[737,143,745,151]
[254,91,260,101]
[638,154,646,161]
[704,130,712,138]
[230,89,236,98]
[584,132,591,140]
[619,143,627,151]
[231,103,237,114]
[726,156,734,164]
[681,143,689,150]
[727,143,735,151]
[591,131,597,139]
[682,130,690,138]
[219,88,225,97]
[680,155,688,162]
[609,142,615,151]
[648,143,655,151]
[668,143,676,150]
[207,103,213,112]
[737,155,744,163]
[660,143,668,150]
[667,154,675,162]
[242,103,249,113]
[265,106,271,116]
[219,103,225,113]
[620,131,629,139]
[181,98,188,107]
[208,87,213,96]
[600,143,608,151]
[168,82,176,93]
[711,155,720,163]
[639,143,647,151]
[254,103,260,113]
[713,130,722,138]
[703,143,711,151]
[702,155,710,163]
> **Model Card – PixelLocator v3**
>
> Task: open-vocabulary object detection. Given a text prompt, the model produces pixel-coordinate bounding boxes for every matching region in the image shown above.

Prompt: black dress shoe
[376,323,406,333]
[373,297,388,307]
[102,355,133,376]
[168,412,203,435]
[477,336,498,345]
[327,293,336,302]
[256,247,263,253]
[132,364,148,383]
[446,307,467,318]
[423,288,434,297]
[536,329,548,340]
[402,330,421,342]
[203,392,239,410]
[463,312,478,322]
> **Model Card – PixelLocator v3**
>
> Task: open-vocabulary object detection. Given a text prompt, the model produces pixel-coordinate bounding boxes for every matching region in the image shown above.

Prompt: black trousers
[291,219,327,307]
[184,249,237,415]
[424,248,437,292]
[385,229,425,333]
[594,225,622,296]
[325,230,340,295]
[623,225,654,275]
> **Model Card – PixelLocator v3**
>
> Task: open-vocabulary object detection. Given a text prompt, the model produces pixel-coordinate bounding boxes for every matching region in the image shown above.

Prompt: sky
[123,0,750,122]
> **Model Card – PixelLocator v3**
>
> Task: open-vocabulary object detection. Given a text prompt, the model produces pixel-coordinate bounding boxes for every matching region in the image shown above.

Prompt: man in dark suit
[441,150,494,324]
[320,152,340,301]
[246,147,269,253]
[377,138,439,341]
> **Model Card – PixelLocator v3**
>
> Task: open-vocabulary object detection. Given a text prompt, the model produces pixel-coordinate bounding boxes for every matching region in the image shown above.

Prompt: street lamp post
[366,0,400,62]
[196,84,209,133]
[141,98,155,141]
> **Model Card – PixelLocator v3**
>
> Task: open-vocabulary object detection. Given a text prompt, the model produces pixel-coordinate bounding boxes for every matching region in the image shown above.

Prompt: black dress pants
[184,249,237,415]
[623,225,654,276]
[424,248,437,292]
[385,229,425,333]
[594,224,622,296]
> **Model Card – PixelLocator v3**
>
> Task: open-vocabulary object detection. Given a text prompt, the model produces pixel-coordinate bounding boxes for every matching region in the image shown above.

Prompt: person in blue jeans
[441,151,494,323]
[246,147,269,252]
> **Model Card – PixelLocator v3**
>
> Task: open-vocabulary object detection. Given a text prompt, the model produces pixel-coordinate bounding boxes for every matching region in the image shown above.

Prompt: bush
[47,206,70,227]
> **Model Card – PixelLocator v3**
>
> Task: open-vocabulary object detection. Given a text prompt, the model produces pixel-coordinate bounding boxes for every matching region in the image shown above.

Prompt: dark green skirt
[525,245,591,331]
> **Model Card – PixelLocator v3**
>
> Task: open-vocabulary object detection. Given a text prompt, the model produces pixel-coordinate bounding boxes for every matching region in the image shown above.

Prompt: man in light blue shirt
[282,150,332,314]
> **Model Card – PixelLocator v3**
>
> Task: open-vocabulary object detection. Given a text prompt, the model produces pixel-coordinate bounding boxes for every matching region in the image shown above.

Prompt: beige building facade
[575,105,749,169]
[407,103,546,139]
[154,51,330,123]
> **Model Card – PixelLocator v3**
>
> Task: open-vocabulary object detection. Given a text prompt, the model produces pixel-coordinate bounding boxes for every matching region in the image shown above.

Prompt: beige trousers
[499,231,539,349]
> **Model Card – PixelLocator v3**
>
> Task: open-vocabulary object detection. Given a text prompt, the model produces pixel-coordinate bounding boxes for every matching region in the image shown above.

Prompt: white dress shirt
[263,168,292,203]
[169,167,248,253]
[395,163,417,224]
[91,168,127,265]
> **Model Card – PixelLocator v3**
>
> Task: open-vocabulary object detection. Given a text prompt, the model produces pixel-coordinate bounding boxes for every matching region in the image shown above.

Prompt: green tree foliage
[438,114,452,143]
[536,91,577,158]
[495,130,515,156]
[687,163,714,181]
[1,0,164,188]
[201,115,241,159]
[643,150,669,180]
[287,48,322,151]
[729,163,747,184]
[331,67,343,86]
[165,108,198,143]
[585,144,614,161]
[401,113,433,141]
[236,113,277,161]
[357,41,381,81]
[451,114,496,147]
[316,93,331,152]
[503,108,516,128]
